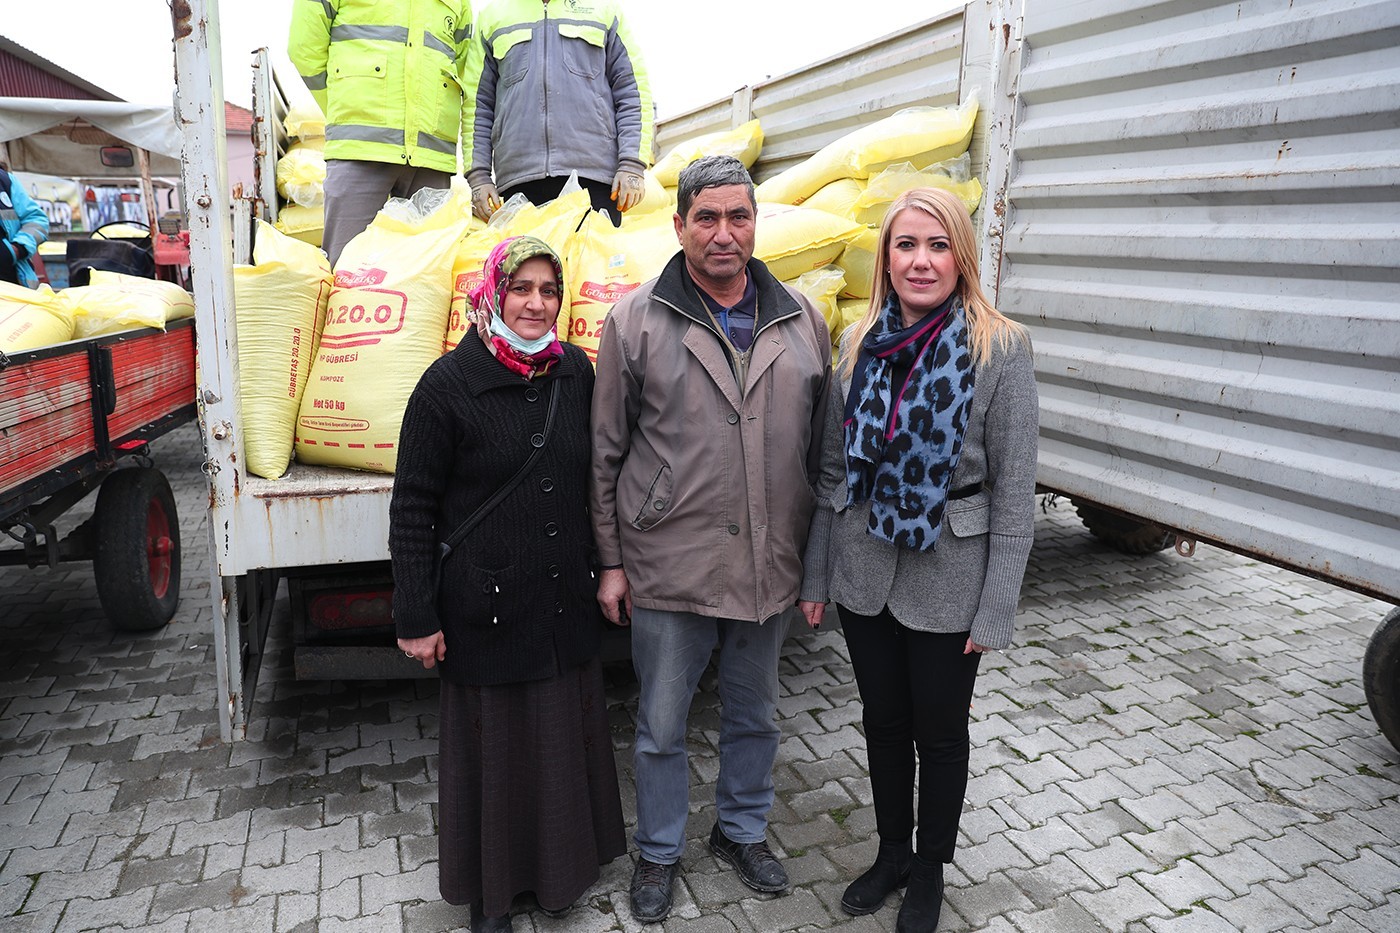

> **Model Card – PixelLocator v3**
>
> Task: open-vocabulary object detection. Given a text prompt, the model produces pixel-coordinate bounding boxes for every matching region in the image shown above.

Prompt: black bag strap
[440,379,560,555]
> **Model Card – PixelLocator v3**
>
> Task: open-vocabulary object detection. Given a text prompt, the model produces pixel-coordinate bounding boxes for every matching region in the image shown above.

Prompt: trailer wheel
[93,467,181,632]
[1073,500,1174,555]
[1363,607,1400,756]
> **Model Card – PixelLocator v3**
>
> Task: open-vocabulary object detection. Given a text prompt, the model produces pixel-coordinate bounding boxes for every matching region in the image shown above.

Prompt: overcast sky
[5,0,955,120]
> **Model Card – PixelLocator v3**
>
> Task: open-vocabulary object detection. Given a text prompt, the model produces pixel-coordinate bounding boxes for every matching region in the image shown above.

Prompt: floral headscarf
[467,235,566,379]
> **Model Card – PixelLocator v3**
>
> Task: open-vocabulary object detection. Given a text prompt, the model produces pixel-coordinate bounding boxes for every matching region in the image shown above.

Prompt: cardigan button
[544,522,559,537]
[530,433,545,447]
[525,388,539,402]
[540,477,555,492]
[727,412,739,424]
[727,523,740,535]
[548,564,560,578]
[555,602,564,615]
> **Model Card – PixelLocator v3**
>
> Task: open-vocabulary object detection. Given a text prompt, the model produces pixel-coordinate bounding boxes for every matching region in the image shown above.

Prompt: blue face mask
[489,311,557,355]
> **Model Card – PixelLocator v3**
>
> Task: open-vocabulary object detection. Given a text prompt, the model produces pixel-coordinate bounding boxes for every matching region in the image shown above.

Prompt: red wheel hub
[146,499,173,598]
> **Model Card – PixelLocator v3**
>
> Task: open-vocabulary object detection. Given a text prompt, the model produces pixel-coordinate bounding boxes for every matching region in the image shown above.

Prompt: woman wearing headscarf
[799,188,1039,932]
[390,236,625,933]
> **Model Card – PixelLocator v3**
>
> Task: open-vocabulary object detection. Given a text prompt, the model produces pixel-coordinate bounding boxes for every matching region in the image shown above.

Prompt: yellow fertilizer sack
[836,226,880,299]
[0,283,73,351]
[567,210,677,365]
[233,220,333,479]
[445,226,505,354]
[68,273,195,339]
[852,156,983,226]
[755,204,865,282]
[802,178,866,220]
[275,203,324,247]
[630,170,674,216]
[276,147,327,208]
[836,298,868,357]
[295,194,467,473]
[787,265,846,345]
[283,101,326,140]
[756,100,977,206]
[653,119,764,187]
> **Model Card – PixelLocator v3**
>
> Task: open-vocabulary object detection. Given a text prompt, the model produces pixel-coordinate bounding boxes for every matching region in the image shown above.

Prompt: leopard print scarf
[842,292,975,551]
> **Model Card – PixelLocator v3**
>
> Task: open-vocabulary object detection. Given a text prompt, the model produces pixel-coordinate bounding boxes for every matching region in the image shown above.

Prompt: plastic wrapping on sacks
[276,146,327,208]
[283,101,326,140]
[567,209,677,365]
[652,119,764,187]
[66,273,195,339]
[755,99,978,206]
[852,156,983,226]
[836,226,879,300]
[754,203,865,282]
[802,178,866,220]
[786,265,846,349]
[275,203,324,247]
[295,190,467,473]
[0,283,74,351]
[233,220,333,479]
[836,298,868,358]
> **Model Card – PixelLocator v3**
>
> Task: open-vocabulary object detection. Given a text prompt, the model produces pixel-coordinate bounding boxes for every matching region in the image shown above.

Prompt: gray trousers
[321,159,452,267]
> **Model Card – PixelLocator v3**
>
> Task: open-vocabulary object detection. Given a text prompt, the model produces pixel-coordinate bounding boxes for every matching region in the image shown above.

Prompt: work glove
[611,161,646,213]
[468,170,502,221]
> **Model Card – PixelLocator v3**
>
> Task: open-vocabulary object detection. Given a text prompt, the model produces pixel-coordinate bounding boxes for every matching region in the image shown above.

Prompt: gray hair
[675,155,756,219]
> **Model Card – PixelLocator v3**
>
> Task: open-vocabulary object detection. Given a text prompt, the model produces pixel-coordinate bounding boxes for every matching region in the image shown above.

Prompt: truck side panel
[999,0,1400,599]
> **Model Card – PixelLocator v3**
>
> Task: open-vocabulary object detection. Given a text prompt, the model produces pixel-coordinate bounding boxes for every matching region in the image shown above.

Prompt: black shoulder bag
[435,380,560,583]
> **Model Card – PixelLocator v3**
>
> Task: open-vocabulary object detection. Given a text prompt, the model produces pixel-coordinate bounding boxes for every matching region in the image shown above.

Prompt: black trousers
[501,175,620,225]
[839,605,981,863]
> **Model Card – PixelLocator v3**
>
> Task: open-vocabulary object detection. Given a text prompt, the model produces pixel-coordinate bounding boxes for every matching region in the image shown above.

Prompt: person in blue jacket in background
[0,164,49,288]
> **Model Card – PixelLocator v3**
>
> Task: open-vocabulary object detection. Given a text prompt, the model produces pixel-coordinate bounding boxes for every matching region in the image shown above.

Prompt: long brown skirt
[438,655,626,916]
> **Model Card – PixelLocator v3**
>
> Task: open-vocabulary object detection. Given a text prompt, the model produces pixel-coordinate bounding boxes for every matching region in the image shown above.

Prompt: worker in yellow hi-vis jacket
[463,0,653,226]
[289,0,474,266]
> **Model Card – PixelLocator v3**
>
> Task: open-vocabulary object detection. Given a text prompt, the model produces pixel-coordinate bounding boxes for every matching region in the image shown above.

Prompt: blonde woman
[798,188,1038,932]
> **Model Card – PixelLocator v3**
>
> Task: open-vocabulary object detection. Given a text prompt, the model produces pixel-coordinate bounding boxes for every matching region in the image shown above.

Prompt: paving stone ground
[2,423,1396,932]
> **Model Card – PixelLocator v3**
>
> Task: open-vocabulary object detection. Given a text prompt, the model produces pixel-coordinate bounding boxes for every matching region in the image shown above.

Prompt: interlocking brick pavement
[2,423,1397,931]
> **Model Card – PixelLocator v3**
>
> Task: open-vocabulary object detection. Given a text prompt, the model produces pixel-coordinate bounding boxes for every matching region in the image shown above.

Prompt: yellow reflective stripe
[302,71,328,90]
[327,124,406,146]
[557,23,606,47]
[423,31,453,59]
[416,131,457,154]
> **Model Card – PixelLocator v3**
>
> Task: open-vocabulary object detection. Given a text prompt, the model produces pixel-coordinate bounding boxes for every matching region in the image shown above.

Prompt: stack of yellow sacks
[0,275,195,353]
[274,101,329,247]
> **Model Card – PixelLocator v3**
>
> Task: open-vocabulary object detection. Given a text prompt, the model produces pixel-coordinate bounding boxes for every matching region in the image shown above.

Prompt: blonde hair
[840,187,1027,379]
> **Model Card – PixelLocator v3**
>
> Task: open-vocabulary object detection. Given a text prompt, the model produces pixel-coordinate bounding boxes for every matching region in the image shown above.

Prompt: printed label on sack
[318,287,408,349]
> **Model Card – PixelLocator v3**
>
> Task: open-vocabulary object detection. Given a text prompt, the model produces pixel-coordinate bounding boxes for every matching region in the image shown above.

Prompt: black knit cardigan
[389,336,603,686]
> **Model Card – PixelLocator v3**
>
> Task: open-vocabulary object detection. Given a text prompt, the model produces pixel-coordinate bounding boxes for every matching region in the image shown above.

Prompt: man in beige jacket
[590,155,831,923]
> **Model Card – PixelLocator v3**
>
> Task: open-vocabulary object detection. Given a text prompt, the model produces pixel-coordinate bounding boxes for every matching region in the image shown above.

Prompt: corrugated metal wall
[656,13,966,184]
[0,51,103,100]
[998,0,1400,598]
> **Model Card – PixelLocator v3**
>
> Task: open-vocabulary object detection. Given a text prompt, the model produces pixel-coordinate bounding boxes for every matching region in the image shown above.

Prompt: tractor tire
[93,467,181,632]
[1073,500,1174,555]
[1363,607,1400,756]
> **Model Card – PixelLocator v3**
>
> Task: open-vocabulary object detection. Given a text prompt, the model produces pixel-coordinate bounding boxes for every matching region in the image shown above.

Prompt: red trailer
[0,320,196,630]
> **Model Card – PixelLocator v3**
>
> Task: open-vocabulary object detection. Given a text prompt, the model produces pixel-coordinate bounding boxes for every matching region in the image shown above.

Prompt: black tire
[1363,607,1400,756]
[93,467,181,632]
[1073,500,1174,555]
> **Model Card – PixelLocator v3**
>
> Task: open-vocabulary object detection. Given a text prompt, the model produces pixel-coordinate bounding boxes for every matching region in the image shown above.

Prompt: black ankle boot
[469,901,513,933]
[895,853,944,933]
[841,837,912,915]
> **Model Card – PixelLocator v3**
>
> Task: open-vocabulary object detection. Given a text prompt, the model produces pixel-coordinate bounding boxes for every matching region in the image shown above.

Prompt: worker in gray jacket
[800,187,1038,933]
[463,0,653,224]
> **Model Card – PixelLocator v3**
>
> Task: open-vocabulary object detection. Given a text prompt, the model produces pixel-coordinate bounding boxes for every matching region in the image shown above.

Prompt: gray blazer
[800,326,1038,649]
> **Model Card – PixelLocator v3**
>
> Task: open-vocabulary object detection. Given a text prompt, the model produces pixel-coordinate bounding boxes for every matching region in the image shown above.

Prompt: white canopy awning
[0,98,183,177]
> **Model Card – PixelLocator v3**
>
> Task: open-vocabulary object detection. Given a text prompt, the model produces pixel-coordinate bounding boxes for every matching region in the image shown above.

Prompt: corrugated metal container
[997,0,1400,600]
[657,13,966,184]
[0,48,109,100]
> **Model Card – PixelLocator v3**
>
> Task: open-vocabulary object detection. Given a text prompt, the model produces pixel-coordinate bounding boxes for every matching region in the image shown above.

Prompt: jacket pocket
[629,463,674,531]
[557,23,606,78]
[945,495,991,538]
[454,562,514,626]
[492,28,533,87]
[328,51,389,128]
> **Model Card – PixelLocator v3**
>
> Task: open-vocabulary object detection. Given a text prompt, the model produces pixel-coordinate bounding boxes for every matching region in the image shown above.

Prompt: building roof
[225,101,254,134]
[0,37,122,101]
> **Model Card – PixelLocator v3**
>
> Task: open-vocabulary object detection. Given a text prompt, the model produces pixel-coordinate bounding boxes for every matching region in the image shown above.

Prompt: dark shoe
[708,822,789,893]
[469,901,514,933]
[629,856,679,923]
[895,853,944,933]
[841,837,912,915]
[538,902,572,919]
